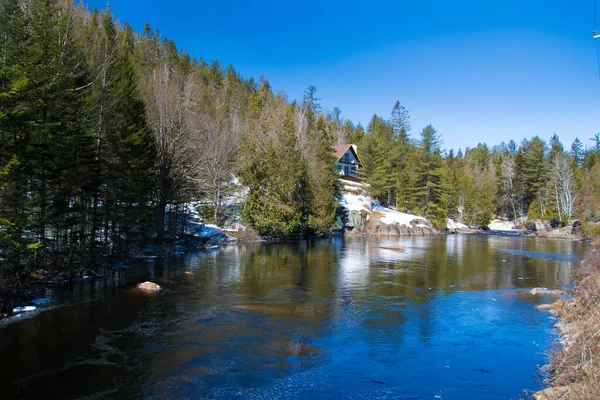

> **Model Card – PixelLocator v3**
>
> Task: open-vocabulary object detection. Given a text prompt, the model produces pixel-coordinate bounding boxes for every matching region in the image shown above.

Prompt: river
[0,234,587,399]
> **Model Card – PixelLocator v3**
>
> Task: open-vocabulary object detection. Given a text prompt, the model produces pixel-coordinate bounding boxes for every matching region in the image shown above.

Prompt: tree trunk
[156,197,166,243]
[213,180,221,225]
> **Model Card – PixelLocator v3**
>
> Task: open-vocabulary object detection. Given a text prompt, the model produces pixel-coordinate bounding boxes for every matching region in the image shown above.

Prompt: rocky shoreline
[533,244,600,400]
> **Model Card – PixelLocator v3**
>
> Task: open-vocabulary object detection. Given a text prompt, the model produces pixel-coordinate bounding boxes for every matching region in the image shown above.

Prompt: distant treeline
[352,107,600,230]
[1,0,600,274]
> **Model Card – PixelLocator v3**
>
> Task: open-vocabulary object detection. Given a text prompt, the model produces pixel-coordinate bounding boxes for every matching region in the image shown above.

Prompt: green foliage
[462,164,497,226]
[581,222,600,239]
[2,0,600,264]
[520,136,548,211]
[413,125,447,222]
[305,115,340,236]
[0,157,40,266]
[241,105,307,237]
[527,199,542,220]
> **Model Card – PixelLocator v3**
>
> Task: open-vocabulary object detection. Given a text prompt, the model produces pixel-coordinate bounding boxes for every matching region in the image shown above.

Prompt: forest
[1,0,600,277]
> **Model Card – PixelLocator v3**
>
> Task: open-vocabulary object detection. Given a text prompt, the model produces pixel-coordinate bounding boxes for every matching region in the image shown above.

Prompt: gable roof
[332,144,363,167]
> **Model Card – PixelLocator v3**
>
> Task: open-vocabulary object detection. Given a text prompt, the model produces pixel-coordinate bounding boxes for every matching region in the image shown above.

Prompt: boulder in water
[380,245,406,252]
[13,306,36,314]
[537,303,555,311]
[137,281,161,292]
[530,287,564,296]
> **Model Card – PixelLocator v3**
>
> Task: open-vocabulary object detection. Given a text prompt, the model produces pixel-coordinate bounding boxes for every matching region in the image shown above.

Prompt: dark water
[0,235,587,400]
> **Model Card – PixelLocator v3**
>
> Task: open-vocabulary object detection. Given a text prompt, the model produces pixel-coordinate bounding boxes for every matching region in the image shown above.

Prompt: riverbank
[534,245,600,400]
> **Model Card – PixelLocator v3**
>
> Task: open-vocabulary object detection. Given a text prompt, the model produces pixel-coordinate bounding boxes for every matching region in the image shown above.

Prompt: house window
[343,165,351,175]
[336,164,342,171]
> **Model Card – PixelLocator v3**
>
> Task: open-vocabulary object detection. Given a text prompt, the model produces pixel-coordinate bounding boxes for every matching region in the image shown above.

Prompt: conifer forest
[1,0,600,281]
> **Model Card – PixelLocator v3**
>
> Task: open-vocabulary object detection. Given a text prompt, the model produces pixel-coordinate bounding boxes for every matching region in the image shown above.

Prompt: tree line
[0,0,341,272]
[1,0,600,275]
[350,102,600,231]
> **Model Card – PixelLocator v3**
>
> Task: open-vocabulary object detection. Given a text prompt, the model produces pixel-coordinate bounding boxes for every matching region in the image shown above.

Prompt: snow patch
[488,220,516,231]
[446,219,468,230]
[339,193,372,212]
[371,203,426,226]
[185,220,224,239]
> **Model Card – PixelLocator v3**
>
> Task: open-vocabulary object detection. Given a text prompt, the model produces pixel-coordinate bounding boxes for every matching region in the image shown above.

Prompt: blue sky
[89,0,600,152]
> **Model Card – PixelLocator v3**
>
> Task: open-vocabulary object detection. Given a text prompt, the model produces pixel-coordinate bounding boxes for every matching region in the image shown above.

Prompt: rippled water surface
[0,235,588,399]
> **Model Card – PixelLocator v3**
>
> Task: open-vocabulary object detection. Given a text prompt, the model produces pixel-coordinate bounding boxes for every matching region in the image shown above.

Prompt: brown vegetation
[540,248,600,399]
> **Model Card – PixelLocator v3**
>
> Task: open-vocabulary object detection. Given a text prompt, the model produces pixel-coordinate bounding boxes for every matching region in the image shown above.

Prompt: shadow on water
[0,234,588,399]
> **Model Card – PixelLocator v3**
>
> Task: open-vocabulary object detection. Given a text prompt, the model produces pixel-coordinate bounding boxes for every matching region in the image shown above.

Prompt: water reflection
[0,235,588,399]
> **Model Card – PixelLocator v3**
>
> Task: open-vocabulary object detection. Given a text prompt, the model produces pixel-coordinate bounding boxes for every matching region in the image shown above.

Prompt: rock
[537,303,555,311]
[533,386,571,400]
[512,216,528,229]
[137,281,161,292]
[347,210,367,231]
[530,287,564,296]
[537,225,574,239]
[13,306,36,313]
[488,219,514,231]
[399,224,411,235]
[572,220,582,235]
[528,219,551,232]
[380,245,406,252]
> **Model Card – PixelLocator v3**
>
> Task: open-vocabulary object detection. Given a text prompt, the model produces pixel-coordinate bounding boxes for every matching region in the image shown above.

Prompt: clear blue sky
[89,0,600,152]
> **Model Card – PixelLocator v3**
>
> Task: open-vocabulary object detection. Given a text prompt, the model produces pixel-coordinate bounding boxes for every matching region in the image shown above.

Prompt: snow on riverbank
[338,192,435,235]
[488,219,517,231]
[371,203,427,226]
[166,201,229,241]
[447,219,468,231]
[338,192,425,225]
[339,193,372,212]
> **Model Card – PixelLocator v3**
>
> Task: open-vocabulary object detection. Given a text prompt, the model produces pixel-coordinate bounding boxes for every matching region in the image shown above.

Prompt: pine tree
[24,0,94,256]
[570,138,584,167]
[413,124,447,227]
[305,114,339,235]
[520,136,548,214]
[242,105,306,236]
[390,100,411,143]
[348,123,365,144]
[362,115,395,205]
[0,0,32,251]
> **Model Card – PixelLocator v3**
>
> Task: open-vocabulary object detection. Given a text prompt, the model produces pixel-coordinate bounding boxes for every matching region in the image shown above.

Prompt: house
[333,144,363,178]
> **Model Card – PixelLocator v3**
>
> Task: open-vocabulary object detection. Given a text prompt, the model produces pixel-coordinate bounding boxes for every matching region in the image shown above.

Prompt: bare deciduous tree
[144,63,199,240]
[188,78,245,224]
[500,156,518,220]
[550,153,578,223]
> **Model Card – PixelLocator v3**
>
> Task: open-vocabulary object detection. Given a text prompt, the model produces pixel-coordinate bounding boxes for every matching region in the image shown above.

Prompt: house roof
[332,144,363,167]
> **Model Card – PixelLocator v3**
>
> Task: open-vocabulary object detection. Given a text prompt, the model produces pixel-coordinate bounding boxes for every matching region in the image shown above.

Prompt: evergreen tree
[26,0,94,255]
[348,123,365,144]
[413,125,447,227]
[362,115,395,205]
[305,114,339,235]
[570,138,584,167]
[242,106,306,236]
[520,136,548,214]
[549,133,564,160]
[390,100,411,143]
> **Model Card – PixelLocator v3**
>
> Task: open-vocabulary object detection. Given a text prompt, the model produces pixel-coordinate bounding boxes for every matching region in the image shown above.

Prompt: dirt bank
[534,248,600,400]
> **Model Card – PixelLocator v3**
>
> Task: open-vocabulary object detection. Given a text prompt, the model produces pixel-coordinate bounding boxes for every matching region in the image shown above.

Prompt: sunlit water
[0,235,587,399]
